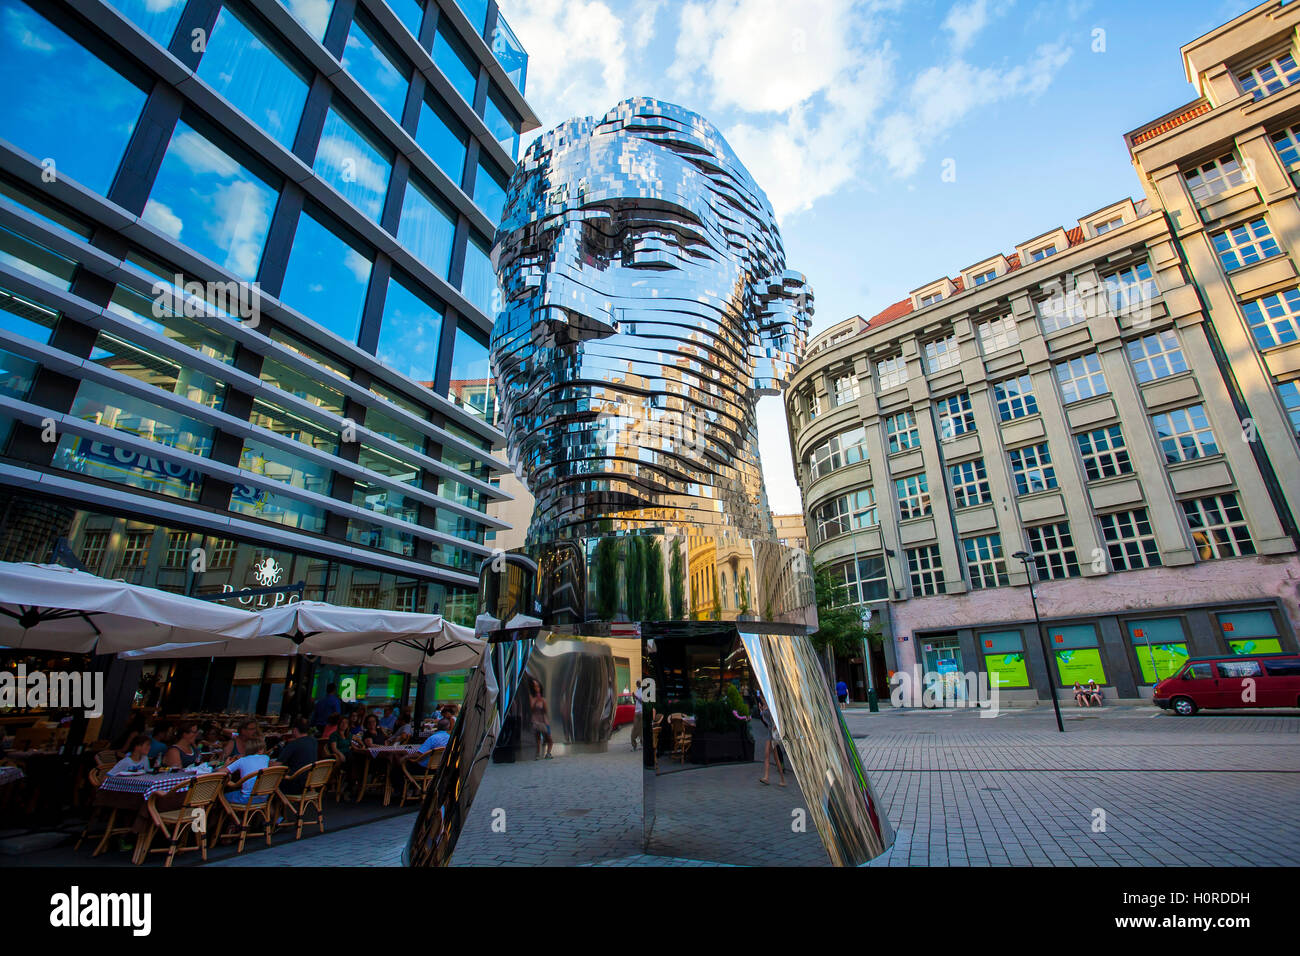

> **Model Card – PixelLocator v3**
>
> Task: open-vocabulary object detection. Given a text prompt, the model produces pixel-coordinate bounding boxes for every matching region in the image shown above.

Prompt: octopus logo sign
[252,557,283,587]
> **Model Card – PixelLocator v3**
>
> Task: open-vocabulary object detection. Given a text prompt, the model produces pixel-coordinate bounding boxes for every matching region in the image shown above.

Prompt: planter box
[688,730,755,765]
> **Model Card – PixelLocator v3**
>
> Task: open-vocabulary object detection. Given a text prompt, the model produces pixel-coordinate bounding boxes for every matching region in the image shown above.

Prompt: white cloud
[943,0,992,53]
[5,8,56,53]
[503,0,639,142]
[205,180,273,280]
[671,0,865,114]
[873,42,1072,177]
[141,200,183,239]
[171,129,240,178]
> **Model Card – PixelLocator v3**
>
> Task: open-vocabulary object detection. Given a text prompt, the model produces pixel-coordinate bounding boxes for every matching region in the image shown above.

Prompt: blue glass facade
[0,0,537,617]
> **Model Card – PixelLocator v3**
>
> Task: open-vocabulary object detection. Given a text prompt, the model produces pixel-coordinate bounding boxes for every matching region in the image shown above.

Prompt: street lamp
[1012,550,1064,733]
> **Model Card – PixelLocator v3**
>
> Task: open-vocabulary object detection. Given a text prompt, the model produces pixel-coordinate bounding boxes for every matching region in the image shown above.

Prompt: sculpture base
[404,619,893,867]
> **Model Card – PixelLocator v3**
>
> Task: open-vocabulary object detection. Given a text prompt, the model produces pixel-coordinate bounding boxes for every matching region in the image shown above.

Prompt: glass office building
[0,0,537,706]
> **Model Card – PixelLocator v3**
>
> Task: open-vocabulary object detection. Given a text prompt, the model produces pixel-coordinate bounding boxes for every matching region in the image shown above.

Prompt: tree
[669,538,686,619]
[625,537,645,621]
[594,537,619,620]
[809,563,866,658]
[645,539,667,622]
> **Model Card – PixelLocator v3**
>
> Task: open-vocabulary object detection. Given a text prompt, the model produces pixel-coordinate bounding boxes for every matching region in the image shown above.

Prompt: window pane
[314,106,392,221]
[199,4,310,151]
[448,324,494,422]
[376,274,443,384]
[386,0,424,40]
[65,380,214,456]
[489,13,528,96]
[0,287,59,345]
[106,0,186,46]
[278,0,334,42]
[473,157,508,222]
[416,93,469,186]
[397,177,457,277]
[342,11,410,121]
[433,21,479,105]
[484,85,521,159]
[0,0,148,196]
[144,121,279,281]
[280,209,373,343]
[454,0,489,35]
[462,232,497,317]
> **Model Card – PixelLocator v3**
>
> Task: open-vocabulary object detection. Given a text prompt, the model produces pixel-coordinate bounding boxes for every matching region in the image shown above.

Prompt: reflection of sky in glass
[278,0,334,42]
[0,289,59,346]
[0,0,146,196]
[376,275,443,385]
[313,106,392,221]
[450,323,489,382]
[416,95,468,187]
[144,121,278,281]
[0,347,37,399]
[343,15,408,121]
[397,177,455,279]
[385,0,424,40]
[473,159,507,222]
[199,5,309,151]
[484,87,520,161]
[461,233,497,318]
[106,0,186,47]
[453,0,489,34]
[432,22,478,106]
[489,13,528,96]
[280,208,373,344]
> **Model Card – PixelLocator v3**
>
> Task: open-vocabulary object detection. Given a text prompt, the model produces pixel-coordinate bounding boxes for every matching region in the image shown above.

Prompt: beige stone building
[786,0,1300,704]
[772,512,809,551]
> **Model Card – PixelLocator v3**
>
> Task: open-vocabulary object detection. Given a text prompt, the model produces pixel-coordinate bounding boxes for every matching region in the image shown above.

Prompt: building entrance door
[921,635,965,707]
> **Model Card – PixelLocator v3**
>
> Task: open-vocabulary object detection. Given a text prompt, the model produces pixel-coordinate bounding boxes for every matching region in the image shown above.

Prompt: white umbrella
[0,562,262,655]
[259,601,483,676]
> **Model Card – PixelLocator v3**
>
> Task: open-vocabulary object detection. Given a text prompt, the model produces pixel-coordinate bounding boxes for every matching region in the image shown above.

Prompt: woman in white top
[107,735,153,775]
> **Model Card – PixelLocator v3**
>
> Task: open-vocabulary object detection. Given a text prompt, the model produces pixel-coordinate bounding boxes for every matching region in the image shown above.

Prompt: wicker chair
[135,773,226,867]
[651,712,664,769]
[669,714,692,764]
[276,760,335,840]
[75,766,133,855]
[397,748,442,807]
[212,765,289,854]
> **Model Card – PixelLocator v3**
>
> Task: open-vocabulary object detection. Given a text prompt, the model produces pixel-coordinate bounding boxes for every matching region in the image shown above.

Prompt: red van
[1153,653,1300,715]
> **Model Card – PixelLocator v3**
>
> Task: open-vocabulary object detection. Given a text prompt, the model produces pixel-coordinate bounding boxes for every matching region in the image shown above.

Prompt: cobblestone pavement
[199,707,1300,867]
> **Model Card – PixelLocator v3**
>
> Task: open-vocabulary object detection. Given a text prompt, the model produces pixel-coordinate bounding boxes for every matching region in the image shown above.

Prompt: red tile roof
[1126,100,1212,147]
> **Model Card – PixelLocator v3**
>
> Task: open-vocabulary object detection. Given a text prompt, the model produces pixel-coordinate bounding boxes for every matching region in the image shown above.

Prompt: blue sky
[502,0,1259,514]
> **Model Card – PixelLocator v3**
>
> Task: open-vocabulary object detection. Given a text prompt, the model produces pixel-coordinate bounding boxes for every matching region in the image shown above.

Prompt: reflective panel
[416,92,469,186]
[200,3,311,151]
[0,0,148,196]
[342,9,410,121]
[397,176,456,278]
[432,20,479,106]
[375,273,443,384]
[279,207,373,342]
[106,0,186,46]
[447,323,493,421]
[278,0,334,42]
[407,100,891,868]
[461,231,497,317]
[144,120,279,281]
[472,157,508,223]
[313,105,392,221]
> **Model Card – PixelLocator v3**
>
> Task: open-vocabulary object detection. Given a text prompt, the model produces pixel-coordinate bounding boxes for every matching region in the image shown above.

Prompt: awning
[124,600,485,675]
[0,562,262,655]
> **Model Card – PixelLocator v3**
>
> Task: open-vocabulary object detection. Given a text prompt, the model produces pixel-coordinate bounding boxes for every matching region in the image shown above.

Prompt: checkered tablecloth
[366,745,419,758]
[0,766,23,786]
[99,771,194,798]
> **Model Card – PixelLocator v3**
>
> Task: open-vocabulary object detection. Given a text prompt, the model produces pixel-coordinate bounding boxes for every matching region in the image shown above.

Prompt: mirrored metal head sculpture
[491,98,813,545]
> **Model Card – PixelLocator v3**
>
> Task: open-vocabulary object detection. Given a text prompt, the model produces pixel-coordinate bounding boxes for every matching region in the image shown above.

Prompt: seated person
[222,718,260,762]
[147,722,172,765]
[224,736,271,805]
[108,735,153,775]
[359,714,387,747]
[323,717,351,763]
[416,719,452,768]
[378,705,398,732]
[1086,679,1103,707]
[1072,682,1089,707]
[392,711,414,743]
[276,718,318,795]
[162,722,203,769]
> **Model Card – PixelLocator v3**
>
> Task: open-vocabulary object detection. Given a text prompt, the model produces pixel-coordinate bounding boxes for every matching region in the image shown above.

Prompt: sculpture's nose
[526,220,617,344]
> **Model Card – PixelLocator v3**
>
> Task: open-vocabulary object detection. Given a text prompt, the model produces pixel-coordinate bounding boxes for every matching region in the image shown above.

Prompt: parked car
[613,694,636,730]
[1152,653,1300,715]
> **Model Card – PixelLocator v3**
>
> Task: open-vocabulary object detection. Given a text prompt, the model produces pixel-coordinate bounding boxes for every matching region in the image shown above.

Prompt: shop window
[1126,617,1189,683]
[980,630,1029,689]
[1046,623,1106,686]
[1216,609,1283,654]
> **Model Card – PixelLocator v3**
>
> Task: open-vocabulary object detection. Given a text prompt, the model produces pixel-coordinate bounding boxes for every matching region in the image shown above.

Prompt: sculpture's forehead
[538,134,717,223]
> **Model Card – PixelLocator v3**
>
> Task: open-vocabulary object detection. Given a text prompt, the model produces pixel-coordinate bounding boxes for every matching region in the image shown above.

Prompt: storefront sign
[219,558,301,608]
